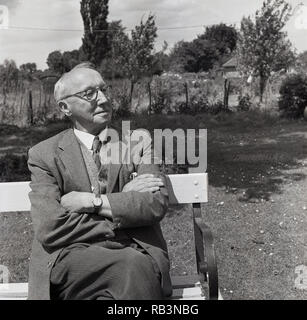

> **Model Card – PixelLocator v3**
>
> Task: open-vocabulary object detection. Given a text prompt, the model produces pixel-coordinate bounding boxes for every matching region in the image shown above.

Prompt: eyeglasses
[59,85,111,102]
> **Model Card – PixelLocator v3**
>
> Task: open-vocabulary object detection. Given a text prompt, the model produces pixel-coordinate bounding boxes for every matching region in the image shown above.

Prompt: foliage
[0,153,29,182]
[109,79,131,118]
[46,51,65,74]
[109,14,158,106]
[296,50,307,72]
[199,23,238,65]
[237,93,252,111]
[80,0,110,66]
[46,50,82,74]
[151,77,172,114]
[20,63,37,76]
[169,24,238,73]
[278,73,307,118]
[112,15,158,83]
[236,0,295,102]
[99,20,128,79]
[62,50,82,71]
[0,59,19,89]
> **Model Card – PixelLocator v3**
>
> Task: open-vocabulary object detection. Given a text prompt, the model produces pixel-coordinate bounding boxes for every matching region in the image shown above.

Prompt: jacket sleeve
[106,130,169,229]
[28,147,114,252]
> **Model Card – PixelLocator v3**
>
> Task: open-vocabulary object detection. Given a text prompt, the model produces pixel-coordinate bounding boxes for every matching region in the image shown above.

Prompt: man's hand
[122,174,164,193]
[61,191,94,213]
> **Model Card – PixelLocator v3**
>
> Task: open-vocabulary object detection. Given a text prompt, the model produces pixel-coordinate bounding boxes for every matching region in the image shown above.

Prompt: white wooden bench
[0,172,221,300]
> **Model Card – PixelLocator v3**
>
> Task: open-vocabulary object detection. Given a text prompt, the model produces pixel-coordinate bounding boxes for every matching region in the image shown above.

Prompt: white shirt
[74,127,109,164]
[74,127,108,151]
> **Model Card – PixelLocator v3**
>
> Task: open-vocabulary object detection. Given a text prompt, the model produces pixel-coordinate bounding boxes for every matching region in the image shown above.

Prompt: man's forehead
[55,68,104,101]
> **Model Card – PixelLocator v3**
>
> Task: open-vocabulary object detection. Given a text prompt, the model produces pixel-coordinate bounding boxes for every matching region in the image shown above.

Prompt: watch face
[93,196,102,207]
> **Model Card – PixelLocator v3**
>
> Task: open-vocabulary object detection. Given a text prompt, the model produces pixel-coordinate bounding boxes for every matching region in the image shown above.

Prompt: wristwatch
[92,194,103,213]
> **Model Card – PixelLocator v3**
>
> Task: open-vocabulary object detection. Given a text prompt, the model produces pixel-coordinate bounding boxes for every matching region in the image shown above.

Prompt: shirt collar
[73,127,108,150]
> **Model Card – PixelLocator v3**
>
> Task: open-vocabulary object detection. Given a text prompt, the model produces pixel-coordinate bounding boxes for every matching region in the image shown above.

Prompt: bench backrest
[0,173,207,212]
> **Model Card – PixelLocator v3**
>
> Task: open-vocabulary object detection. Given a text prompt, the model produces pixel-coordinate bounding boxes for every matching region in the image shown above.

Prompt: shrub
[0,153,30,182]
[237,93,252,111]
[208,100,226,115]
[176,95,209,115]
[110,81,131,118]
[151,78,172,114]
[278,73,307,119]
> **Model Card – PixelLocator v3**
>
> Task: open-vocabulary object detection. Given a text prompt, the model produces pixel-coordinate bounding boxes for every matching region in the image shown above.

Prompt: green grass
[1,112,307,299]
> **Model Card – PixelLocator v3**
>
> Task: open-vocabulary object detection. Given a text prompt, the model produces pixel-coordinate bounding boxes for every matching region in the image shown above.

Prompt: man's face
[63,68,112,132]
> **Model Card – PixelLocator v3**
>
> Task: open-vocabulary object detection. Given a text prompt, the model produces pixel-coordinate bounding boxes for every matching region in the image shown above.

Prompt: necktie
[92,136,108,193]
[92,136,102,172]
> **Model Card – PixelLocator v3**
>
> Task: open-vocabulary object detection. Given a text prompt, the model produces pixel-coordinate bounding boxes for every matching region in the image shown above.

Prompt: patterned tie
[92,136,108,194]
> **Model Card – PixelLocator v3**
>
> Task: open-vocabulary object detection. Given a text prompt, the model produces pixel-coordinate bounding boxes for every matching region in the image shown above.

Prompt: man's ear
[58,101,72,117]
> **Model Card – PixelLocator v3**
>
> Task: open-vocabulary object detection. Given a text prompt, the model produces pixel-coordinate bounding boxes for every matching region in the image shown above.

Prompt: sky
[0,0,307,69]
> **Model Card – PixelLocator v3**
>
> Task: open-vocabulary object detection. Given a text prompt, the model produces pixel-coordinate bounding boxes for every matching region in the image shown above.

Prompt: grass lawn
[0,112,307,300]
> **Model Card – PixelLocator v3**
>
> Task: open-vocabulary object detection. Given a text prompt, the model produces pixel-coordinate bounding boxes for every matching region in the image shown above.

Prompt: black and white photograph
[0,0,306,304]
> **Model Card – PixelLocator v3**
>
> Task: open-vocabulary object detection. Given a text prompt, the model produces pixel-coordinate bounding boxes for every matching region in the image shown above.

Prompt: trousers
[50,239,164,300]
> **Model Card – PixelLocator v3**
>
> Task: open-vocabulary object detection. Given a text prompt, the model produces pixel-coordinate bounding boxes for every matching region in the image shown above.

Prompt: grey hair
[54,61,98,103]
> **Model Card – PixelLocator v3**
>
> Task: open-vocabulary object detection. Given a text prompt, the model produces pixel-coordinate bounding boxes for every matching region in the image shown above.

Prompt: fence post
[147,81,152,115]
[28,89,34,126]
[184,81,189,111]
[223,78,230,110]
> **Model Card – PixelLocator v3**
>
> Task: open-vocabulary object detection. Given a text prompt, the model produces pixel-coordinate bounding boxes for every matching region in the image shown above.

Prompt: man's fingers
[139,186,160,193]
[133,180,164,190]
[135,174,155,179]
[140,181,164,188]
[135,177,164,184]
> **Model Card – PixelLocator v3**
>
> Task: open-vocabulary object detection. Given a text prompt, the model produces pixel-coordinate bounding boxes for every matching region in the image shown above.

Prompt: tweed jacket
[27,127,171,300]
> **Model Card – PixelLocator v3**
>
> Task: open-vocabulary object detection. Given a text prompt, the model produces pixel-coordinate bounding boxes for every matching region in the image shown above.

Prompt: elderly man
[27,63,171,300]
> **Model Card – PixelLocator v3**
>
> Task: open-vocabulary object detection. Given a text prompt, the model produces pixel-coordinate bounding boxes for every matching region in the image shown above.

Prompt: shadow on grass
[207,128,307,202]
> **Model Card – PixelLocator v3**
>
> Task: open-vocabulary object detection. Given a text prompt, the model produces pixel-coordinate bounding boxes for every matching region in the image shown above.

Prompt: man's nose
[96,89,108,104]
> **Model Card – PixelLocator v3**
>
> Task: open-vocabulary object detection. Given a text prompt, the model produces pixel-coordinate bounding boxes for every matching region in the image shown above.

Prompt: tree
[20,63,37,75]
[111,14,158,104]
[296,51,307,72]
[279,73,307,118]
[19,63,39,126]
[62,50,81,71]
[0,59,19,88]
[169,24,238,73]
[236,0,295,102]
[151,41,170,75]
[199,23,238,62]
[46,49,82,74]
[80,0,109,66]
[46,50,65,74]
[99,20,129,79]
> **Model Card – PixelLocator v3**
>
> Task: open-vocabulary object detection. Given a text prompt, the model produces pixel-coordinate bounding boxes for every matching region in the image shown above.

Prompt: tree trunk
[28,89,34,126]
[224,79,230,110]
[184,82,189,110]
[259,75,267,103]
[147,81,152,115]
[130,81,134,109]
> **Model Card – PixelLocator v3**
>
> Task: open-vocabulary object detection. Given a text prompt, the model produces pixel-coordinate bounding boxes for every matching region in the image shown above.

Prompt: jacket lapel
[106,125,131,193]
[57,127,130,194]
[58,129,92,192]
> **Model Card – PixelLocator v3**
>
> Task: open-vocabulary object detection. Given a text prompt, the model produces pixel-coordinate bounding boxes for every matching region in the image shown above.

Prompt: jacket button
[47,261,52,267]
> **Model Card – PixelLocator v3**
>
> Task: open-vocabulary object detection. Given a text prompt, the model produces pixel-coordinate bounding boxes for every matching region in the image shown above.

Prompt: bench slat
[0,173,208,213]
[0,277,205,300]
[0,182,31,212]
[0,283,28,299]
